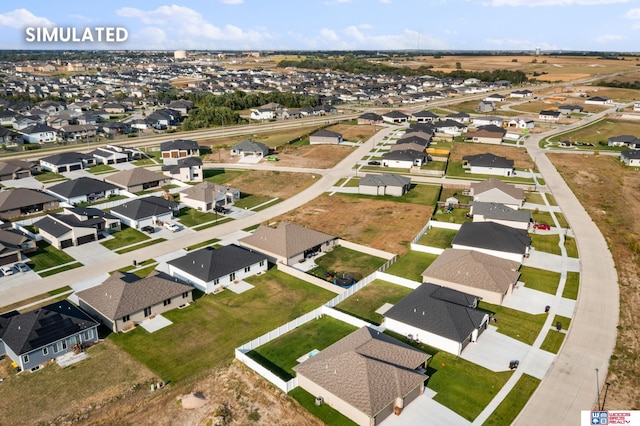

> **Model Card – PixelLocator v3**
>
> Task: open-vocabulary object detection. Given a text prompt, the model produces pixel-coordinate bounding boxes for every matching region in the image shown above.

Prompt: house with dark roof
[383,283,489,356]
[395,134,431,150]
[180,181,240,211]
[445,112,471,124]
[109,196,176,229]
[0,300,99,372]
[105,168,171,193]
[159,139,200,165]
[381,110,409,124]
[510,89,533,98]
[471,201,532,230]
[90,146,132,165]
[359,174,411,197]
[422,249,521,305]
[47,177,120,204]
[538,110,561,122]
[452,222,531,263]
[412,110,439,123]
[0,127,22,147]
[558,105,584,115]
[608,135,640,150]
[585,96,613,105]
[39,152,96,173]
[19,123,57,143]
[470,177,525,209]
[462,153,515,177]
[0,227,37,266]
[357,112,383,125]
[0,160,39,181]
[381,149,427,168]
[35,207,120,249]
[161,156,203,182]
[465,125,506,145]
[620,150,640,167]
[309,129,343,145]
[433,119,467,136]
[0,188,59,220]
[239,222,337,266]
[230,139,270,158]
[294,327,429,426]
[168,245,267,294]
[77,270,193,333]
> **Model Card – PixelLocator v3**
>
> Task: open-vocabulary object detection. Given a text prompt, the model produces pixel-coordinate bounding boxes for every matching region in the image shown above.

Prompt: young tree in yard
[455,62,462,70]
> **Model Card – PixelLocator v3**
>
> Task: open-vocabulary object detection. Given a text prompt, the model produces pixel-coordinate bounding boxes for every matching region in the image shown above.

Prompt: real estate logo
[591,411,608,425]
[25,26,128,43]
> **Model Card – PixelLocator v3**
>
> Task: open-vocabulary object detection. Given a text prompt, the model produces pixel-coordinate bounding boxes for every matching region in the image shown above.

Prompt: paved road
[516,109,620,425]
[0,126,396,308]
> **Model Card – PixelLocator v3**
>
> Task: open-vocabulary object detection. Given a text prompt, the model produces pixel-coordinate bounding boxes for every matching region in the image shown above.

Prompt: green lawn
[479,302,547,345]
[420,160,447,171]
[203,168,245,184]
[555,212,569,229]
[432,206,472,224]
[519,266,561,295]
[87,164,117,174]
[345,183,441,207]
[34,171,67,183]
[176,207,219,227]
[25,242,76,272]
[100,225,150,250]
[540,330,566,354]
[439,187,471,204]
[335,280,414,325]
[39,262,84,277]
[110,269,335,383]
[545,194,558,206]
[446,162,536,184]
[564,236,579,258]
[308,246,386,282]
[115,238,166,254]
[563,272,580,300]
[531,210,554,225]
[530,233,561,255]
[385,251,439,282]
[417,227,458,249]
[483,374,541,426]
[247,316,357,380]
[553,314,572,330]
[186,238,221,251]
[233,194,278,209]
[334,177,360,188]
[192,217,234,230]
[525,192,545,205]
[289,388,358,426]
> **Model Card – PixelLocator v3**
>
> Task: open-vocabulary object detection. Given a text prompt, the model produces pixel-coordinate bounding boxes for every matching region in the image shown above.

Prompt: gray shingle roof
[239,222,335,258]
[76,271,192,320]
[382,149,426,162]
[359,174,411,188]
[159,139,199,151]
[48,177,118,199]
[452,222,531,255]
[471,201,532,223]
[110,196,175,220]
[462,153,514,169]
[168,245,266,282]
[180,181,238,204]
[293,327,429,417]
[40,152,93,166]
[0,188,58,211]
[231,139,270,155]
[311,129,342,138]
[105,168,168,188]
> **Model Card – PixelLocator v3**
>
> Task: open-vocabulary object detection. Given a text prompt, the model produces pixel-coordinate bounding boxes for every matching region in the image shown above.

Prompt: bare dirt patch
[327,123,380,141]
[549,153,640,409]
[275,144,355,168]
[449,142,534,169]
[223,170,317,199]
[275,194,434,255]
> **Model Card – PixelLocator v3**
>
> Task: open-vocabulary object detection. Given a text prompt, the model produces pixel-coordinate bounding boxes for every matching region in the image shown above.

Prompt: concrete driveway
[460,326,532,373]
[380,387,469,426]
[523,248,580,273]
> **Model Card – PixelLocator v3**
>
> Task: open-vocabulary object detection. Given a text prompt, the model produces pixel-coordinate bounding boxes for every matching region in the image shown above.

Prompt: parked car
[533,222,551,231]
[1,265,15,276]
[141,225,155,234]
[164,222,180,232]
[15,262,30,273]
[367,160,381,166]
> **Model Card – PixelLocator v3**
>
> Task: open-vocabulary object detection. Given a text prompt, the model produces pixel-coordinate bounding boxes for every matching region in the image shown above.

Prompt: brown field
[548,119,640,145]
[275,194,434,255]
[449,142,534,169]
[327,123,380,141]
[199,124,324,149]
[275,144,355,168]
[223,170,317,199]
[548,153,640,409]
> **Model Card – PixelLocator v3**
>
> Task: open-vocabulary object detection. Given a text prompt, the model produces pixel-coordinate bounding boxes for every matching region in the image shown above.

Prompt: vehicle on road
[141,225,155,234]
[1,265,15,276]
[367,160,381,166]
[164,222,180,232]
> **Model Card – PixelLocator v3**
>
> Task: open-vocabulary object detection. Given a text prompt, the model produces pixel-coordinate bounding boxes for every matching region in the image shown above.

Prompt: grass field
[540,330,566,354]
[530,233,561,255]
[308,246,386,281]
[335,280,414,325]
[176,207,219,227]
[564,236,579,258]
[546,118,640,147]
[25,241,76,272]
[417,227,458,249]
[100,226,150,250]
[563,272,580,300]
[289,388,358,426]
[519,266,561,295]
[384,251,439,281]
[110,268,336,383]
[483,374,541,426]
[479,302,547,345]
[344,183,441,207]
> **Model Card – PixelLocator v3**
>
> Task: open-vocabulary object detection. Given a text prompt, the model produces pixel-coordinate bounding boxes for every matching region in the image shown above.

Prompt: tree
[455,62,462,70]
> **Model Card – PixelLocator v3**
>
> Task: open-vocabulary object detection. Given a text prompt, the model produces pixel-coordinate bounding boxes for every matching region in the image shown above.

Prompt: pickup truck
[533,222,551,231]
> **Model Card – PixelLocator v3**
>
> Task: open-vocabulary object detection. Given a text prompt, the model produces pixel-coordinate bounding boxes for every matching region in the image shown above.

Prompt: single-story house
[462,153,515,177]
[239,222,337,266]
[608,135,640,149]
[57,124,97,141]
[471,201,532,230]
[39,152,96,173]
[230,139,270,158]
[510,90,533,98]
[0,188,59,220]
[381,149,427,168]
[47,177,120,204]
[0,300,99,372]
[90,145,135,165]
[585,96,613,105]
[634,101,640,112]
[538,110,561,122]
[470,177,525,209]
[309,129,343,145]
[357,112,383,125]
[180,181,240,211]
[0,160,39,181]
[293,326,430,426]
[620,150,640,167]
[381,110,409,124]
[19,123,57,143]
[383,283,489,356]
[558,105,583,115]
[0,127,23,147]
[472,116,503,128]
[507,118,535,130]
[109,196,177,229]
[452,222,531,263]
[159,139,200,165]
[167,245,267,294]
[476,101,495,113]
[465,126,506,145]
[446,112,471,124]
[359,174,411,197]
[105,168,171,193]
[0,227,37,266]
[483,94,506,103]
[421,249,521,305]
[433,119,467,136]
[161,157,203,182]
[412,110,439,123]
[35,207,120,249]
[77,270,193,333]
[395,134,431,150]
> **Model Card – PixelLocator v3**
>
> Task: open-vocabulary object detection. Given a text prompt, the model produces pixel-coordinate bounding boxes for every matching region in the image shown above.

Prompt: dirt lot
[548,153,640,409]
[327,123,380,142]
[449,142,534,169]
[275,194,435,255]
[275,144,355,168]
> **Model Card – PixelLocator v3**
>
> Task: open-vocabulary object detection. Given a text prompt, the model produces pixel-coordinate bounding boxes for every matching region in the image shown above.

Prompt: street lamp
[595,368,601,411]
[601,382,611,410]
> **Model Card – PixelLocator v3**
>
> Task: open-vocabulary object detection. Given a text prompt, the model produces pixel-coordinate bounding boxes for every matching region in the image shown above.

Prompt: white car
[164,222,180,232]
[1,265,15,276]
[16,262,30,273]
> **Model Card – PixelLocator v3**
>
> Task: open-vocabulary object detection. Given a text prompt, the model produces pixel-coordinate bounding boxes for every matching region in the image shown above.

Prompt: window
[182,292,189,298]
[122,314,130,322]
[23,355,29,363]
[259,261,264,267]
[54,340,67,353]
[84,329,94,340]
[144,307,152,317]
[42,347,48,356]
[244,266,250,273]
[163,298,172,306]
[229,272,236,281]
[213,278,219,285]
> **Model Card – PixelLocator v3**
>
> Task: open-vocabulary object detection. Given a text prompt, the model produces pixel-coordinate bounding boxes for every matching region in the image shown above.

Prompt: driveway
[460,326,532,373]
[380,387,469,426]
[522,248,580,273]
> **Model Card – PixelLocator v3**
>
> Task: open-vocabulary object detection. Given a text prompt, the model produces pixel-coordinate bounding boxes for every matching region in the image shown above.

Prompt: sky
[1,0,640,52]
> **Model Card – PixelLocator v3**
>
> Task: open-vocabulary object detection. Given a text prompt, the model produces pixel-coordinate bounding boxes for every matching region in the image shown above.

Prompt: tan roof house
[180,181,240,211]
[105,168,171,193]
[77,270,193,333]
[238,222,337,265]
[470,177,525,210]
[293,327,430,426]
[421,249,521,305]
[0,188,59,220]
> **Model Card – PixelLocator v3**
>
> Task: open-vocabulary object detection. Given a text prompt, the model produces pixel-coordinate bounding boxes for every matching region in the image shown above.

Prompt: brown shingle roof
[105,168,168,188]
[0,188,58,211]
[239,222,335,258]
[470,177,524,201]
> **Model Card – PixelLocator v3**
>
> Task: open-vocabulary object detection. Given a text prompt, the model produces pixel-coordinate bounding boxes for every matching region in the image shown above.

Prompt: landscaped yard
[110,268,336,383]
[432,206,472,224]
[563,272,580,300]
[519,266,561,295]
[100,225,150,250]
[439,187,471,204]
[384,251,439,282]
[247,316,357,380]
[540,329,566,354]
[483,374,541,425]
[114,238,166,254]
[308,246,387,282]
[34,171,67,183]
[289,388,358,426]
[87,164,117,174]
[335,280,414,325]
[564,236,579,258]
[530,233,561,255]
[176,207,220,227]
[233,194,279,210]
[25,241,77,272]
[203,168,246,184]
[478,301,547,345]
[417,227,458,249]
[186,238,221,251]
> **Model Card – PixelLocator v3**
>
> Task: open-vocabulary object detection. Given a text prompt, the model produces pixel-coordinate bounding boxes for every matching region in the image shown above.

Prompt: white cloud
[0,8,54,29]
[301,27,447,50]
[220,0,244,4]
[626,8,640,18]
[115,5,274,48]
[485,38,557,50]
[596,34,624,42]
[379,0,392,3]
[490,0,628,6]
